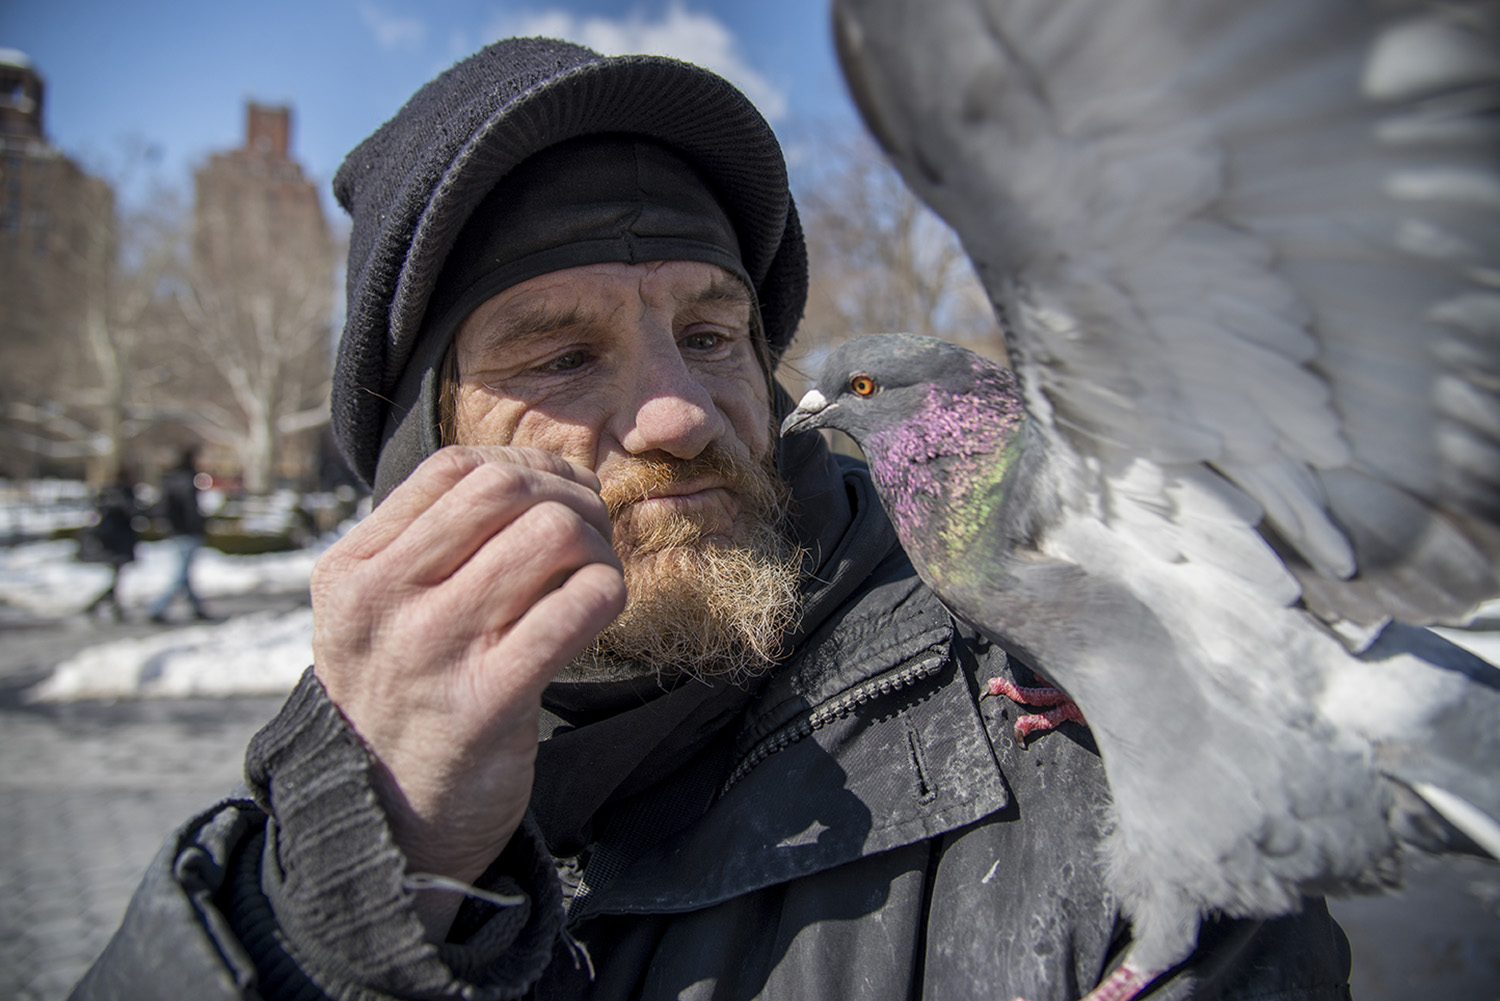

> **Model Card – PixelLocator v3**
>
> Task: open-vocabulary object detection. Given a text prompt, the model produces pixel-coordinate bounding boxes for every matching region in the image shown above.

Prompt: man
[147,445,212,623]
[73,39,1351,1000]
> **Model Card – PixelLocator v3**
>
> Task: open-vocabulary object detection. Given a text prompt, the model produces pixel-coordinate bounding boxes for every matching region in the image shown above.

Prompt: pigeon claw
[1007,958,1154,1001]
[986,675,1087,743]
[1013,702,1087,740]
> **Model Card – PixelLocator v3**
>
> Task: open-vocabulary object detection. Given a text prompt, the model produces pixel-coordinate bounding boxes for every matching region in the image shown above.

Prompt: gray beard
[572,445,805,684]
[572,509,804,685]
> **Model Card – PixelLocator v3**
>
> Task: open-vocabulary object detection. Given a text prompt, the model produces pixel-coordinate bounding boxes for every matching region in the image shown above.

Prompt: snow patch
[28,607,313,701]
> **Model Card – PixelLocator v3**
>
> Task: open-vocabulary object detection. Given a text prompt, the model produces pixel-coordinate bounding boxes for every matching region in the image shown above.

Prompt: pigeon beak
[781,389,836,437]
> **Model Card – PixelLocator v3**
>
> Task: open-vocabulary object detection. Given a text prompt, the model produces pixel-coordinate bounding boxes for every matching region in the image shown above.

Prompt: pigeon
[781,0,1500,998]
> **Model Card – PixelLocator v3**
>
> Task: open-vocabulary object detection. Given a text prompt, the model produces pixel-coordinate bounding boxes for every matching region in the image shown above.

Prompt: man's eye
[681,331,723,351]
[541,350,587,372]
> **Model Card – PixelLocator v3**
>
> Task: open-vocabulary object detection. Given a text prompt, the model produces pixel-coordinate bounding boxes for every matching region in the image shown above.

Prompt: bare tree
[69,182,182,481]
[2,94,341,496]
[0,143,177,483]
[163,149,338,494]
[783,127,1002,387]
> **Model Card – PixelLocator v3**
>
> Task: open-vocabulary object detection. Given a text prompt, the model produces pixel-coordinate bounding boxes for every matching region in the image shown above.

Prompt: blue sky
[0,0,860,213]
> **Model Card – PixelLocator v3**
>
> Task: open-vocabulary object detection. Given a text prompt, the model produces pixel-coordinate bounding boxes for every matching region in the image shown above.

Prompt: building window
[1,162,22,235]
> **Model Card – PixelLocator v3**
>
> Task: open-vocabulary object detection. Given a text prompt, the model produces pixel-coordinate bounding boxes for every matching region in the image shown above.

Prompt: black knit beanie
[331,37,808,492]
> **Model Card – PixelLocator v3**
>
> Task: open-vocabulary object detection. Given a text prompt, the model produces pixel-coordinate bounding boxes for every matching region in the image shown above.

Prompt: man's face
[451,260,801,679]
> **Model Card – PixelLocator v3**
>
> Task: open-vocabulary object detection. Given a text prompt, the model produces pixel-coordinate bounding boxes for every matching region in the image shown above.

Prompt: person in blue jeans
[148,445,213,623]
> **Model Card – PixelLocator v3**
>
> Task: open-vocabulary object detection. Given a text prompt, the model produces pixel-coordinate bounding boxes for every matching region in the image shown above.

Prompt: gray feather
[797,0,1500,995]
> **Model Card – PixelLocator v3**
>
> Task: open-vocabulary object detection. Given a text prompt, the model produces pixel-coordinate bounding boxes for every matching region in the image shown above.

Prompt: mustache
[600,445,784,523]
[584,444,805,681]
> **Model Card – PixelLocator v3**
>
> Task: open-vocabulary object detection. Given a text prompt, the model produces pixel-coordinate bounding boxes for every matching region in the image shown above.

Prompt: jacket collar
[531,420,882,856]
[571,467,1012,919]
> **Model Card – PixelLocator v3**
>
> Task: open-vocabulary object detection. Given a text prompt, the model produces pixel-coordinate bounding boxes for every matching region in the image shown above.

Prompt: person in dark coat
[81,466,139,620]
[71,40,1353,1000]
[147,445,212,623]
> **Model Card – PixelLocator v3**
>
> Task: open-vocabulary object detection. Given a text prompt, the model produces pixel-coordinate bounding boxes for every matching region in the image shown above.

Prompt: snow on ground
[2,536,326,701]
[0,479,93,540]
[0,537,323,618]
[28,607,313,701]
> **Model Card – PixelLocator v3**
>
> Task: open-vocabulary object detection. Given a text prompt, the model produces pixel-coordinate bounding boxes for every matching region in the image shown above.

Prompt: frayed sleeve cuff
[241,667,564,1000]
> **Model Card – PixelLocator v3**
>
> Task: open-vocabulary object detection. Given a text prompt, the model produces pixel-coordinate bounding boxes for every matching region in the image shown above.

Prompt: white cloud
[360,3,427,51]
[492,3,788,121]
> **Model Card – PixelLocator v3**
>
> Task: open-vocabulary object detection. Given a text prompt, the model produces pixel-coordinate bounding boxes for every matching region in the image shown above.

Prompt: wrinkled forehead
[452,261,756,365]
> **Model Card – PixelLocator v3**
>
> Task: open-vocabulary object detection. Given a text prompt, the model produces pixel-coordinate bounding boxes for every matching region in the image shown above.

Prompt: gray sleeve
[70,669,565,1001]
[67,802,266,1000]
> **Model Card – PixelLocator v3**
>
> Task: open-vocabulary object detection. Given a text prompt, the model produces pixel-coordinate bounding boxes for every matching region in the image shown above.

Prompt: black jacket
[79,483,137,566]
[71,450,1351,1001]
[159,465,206,537]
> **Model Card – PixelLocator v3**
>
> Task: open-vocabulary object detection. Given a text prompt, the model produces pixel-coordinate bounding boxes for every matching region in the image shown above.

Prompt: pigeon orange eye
[850,375,877,397]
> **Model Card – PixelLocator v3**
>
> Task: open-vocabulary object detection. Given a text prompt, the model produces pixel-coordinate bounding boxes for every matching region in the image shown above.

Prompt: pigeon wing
[834,0,1500,635]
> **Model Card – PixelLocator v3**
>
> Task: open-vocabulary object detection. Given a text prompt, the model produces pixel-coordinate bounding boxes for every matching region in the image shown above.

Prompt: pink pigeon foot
[1011,959,1154,1001]
[986,675,1087,741]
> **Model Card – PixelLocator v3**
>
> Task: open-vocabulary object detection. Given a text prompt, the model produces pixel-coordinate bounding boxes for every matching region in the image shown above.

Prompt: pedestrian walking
[147,446,213,623]
[80,466,139,620]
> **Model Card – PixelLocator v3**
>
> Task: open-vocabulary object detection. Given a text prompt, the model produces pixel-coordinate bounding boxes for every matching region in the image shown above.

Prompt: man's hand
[310,446,626,935]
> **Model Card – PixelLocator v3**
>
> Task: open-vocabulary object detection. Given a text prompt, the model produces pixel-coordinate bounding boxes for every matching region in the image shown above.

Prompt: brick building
[189,101,336,492]
[0,49,116,480]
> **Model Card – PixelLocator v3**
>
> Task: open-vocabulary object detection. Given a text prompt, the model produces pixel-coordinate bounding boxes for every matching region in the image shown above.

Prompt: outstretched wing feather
[836,0,1500,626]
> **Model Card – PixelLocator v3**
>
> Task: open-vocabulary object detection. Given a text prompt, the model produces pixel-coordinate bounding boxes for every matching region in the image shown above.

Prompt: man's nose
[614,349,725,459]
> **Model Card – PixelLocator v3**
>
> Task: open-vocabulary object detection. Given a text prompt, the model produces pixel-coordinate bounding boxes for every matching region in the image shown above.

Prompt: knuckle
[592,566,629,606]
[519,503,617,574]
[568,565,628,625]
[311,542,358,585]
[313,561,371,609]
[527,498,585,541]
[503,445,574,477]
[467,459,534,502]
[421,445,484,483]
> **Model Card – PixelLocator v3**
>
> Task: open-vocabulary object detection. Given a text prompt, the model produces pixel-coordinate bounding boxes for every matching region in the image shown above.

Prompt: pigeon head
[781,333,993,439]
[782,333,1029,566]
[781,332,1022,446]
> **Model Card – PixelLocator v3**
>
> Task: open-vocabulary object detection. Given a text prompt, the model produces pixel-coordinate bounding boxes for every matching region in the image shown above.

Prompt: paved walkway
[0,593,299,1000]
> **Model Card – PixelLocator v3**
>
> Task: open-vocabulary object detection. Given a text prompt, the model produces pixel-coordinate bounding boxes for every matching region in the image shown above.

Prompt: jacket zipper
[719,650,949,796]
